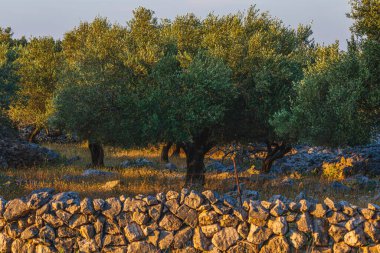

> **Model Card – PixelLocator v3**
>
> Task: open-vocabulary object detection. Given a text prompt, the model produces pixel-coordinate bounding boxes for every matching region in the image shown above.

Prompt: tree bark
[184,129,213,187]
[262,142,292,173]
[160,142,173,163]
[28,127,42,143]
[88,142,104,167]
[171,143,184,157]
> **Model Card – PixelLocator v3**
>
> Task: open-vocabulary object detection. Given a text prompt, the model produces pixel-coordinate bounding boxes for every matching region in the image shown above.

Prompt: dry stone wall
[0,188,379,252]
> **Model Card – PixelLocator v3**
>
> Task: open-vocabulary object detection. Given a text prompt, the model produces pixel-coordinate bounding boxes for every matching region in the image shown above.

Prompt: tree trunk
[88,142,104,167]
[184,144,206,187]
[28,127,41,143]
[262,142,292,173]
[184,129,213,187]
[160,142,172,163]
[171,143,184,157]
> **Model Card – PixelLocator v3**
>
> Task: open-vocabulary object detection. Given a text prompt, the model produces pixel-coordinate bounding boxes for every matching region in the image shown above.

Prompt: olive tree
[140,48,236,185]
[8,37,62,142]
[52,18,134,166]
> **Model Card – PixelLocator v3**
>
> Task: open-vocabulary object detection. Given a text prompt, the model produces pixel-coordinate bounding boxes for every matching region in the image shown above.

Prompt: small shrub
[322,157,353,181]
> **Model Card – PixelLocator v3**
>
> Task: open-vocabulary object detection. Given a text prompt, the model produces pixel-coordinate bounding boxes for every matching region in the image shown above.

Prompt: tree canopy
[7,37,62,141]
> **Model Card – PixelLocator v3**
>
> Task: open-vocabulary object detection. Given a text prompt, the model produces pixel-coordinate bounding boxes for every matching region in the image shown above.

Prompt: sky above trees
[1,0,352,49]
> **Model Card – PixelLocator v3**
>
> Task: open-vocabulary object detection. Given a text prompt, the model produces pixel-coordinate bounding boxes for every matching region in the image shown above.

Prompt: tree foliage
[272,3,380,147]
[52,18,136,145]
[0,27,19,112]
[348,0,380,41]
[8,37,62,139]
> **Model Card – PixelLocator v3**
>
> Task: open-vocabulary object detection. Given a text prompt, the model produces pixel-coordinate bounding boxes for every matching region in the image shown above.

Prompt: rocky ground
[0,127,59,169]
[204,143,380,194]
[19,127,79,143]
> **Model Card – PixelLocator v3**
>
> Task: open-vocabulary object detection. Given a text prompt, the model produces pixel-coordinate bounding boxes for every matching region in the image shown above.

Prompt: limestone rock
[184,190,203,209]
[68,214,88,228]
[0,233,12,252]
[333,242,352,253]
[79,224,95,240]
[193,226,210,251]
[55,209,72,224]
[173,227,193,249]
[212,227,240,251]
[229,241,258,253]
[20,225,39,239]
[78,239,98,252]
[159,214,182,231]
[248,201,269,226]
[27,191,52,210]
[296,213,313,233]
[237,222,250,239]
[57,226,78,238]
[220,214,239,228]
[271,217,288,235]
[143,196,158,206]
[368,203,380,211]
[148,204,162,221]
[166,190,180,201]
[212,202,231,215]
[344,227,367,247]
[39,225,56,242]
[199,211,218,226]
[310,203,328,218]
[247,224,272,245]
[360,208,375,220]
[326,211,348,224]
[312,219,330,246]
[260,236,290,253]
[345,215,365,231]
[102,197,122,219]
[42,213,63,228]
[324,198,341,211]
[165,198,179,214]
[363,221,380,243]
[124,222,144,242]
[3,199,29,221]
[35,244,55,253]
[80,197,94,215]
[328,225,348,243]
[176,204,198,228]
[288,229,307,249]
[202,190,221,204]
[124,198,147,212]
[158,230,174,250]
[102,180,122,190]
[147,230,160,247]
[270,200,288,217]
[132,211,149,225]
[127,241,157,253]
[103,234,127,247]
[82,169,116,177]
[201,224,221,238]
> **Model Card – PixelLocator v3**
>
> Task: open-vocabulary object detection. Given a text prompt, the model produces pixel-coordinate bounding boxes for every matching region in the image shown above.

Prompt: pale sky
[0,0,353,49]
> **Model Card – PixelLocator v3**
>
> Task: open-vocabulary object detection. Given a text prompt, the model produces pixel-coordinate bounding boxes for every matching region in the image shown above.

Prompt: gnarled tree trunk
[171,143,184,157]
[184,129,213,187]
[262,142,292,173]
[88,142,104,167]
[28,127,42,143]
[160,142,173,163]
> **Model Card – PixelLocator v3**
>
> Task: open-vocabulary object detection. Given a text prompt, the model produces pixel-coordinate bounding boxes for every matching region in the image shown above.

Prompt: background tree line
[0,1,379,186]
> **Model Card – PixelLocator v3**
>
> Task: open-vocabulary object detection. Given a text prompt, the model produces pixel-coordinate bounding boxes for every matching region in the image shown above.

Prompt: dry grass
[0,143,378,207]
